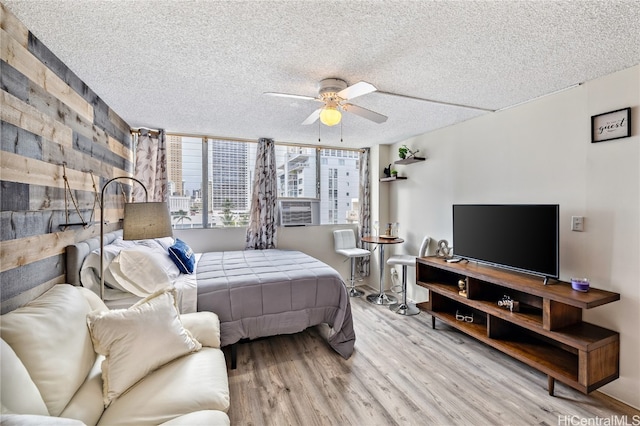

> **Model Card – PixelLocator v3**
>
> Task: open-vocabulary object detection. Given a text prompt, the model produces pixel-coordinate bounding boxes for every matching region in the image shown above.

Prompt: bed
[66,231,355,361]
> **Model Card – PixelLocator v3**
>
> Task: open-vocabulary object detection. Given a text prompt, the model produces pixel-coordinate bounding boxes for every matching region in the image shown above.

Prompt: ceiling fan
[264,78,388,127]
[265,78,496,127]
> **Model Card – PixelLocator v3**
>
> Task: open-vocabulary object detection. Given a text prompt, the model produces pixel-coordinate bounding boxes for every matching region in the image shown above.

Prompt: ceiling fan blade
[301,108,322,125]
[342,103,388,124]
[337,81,377,100]
[264,92,317,101]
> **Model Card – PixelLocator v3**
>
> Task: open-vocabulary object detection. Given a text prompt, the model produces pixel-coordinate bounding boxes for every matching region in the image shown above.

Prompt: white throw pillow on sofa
[86,287,202,407]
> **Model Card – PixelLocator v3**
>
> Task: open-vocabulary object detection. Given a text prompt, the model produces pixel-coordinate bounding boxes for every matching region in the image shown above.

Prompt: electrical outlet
[571,216,584,232]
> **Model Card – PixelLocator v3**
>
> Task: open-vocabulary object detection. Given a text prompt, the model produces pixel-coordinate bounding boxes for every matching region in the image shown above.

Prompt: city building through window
[166,136,361,228]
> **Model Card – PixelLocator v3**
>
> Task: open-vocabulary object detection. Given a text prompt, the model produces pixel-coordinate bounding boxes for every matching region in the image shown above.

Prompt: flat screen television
[452,204,559,282]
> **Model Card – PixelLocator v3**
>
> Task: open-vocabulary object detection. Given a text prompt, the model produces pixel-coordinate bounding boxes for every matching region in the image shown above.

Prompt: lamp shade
[123,202,173,240]
[319,107,342,126]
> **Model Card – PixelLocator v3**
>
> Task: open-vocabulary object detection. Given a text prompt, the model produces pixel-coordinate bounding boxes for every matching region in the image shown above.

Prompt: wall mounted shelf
[394,156,426,165]
[380,176,408,182]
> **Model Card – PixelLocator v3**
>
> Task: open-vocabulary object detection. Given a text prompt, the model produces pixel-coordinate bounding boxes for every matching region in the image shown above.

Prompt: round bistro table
[361,235,404,305]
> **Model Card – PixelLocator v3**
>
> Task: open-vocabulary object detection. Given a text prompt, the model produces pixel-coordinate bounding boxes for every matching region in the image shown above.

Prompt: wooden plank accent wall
[1,29,94,122]
[0,4,133,313]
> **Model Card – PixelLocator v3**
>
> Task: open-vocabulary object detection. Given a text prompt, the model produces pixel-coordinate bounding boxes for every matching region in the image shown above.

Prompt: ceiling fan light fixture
[319,106,341,126]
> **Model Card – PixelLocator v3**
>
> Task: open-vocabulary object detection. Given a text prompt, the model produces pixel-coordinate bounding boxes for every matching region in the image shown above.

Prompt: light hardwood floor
[227,286,638,425]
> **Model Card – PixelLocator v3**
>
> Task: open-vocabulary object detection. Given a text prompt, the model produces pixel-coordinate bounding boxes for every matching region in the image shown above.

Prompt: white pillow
[86,288,201,407]
[107,248,179,297]
[82,243,180,299]
[153,236,176,251]
[99,238,137,264]
[133,237,175,252]
[79,238,137,295]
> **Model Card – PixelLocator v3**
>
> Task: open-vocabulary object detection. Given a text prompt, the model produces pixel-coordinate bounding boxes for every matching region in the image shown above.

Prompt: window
[278,147,360,225]
[276,146,316,199]
[167,136,203,228]
[167,136,254,228]
[167,137,360,227]
[319,148,360,224]
[210,139,251,227]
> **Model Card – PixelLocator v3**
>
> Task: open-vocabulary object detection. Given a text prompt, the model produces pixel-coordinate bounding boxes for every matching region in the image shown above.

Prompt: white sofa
[1,284,230,426]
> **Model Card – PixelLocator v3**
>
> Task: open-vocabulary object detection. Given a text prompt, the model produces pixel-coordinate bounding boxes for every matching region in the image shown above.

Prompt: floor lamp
[100,177,173,300]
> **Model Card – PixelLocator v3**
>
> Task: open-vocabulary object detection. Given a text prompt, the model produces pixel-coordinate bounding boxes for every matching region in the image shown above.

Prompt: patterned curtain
[357,148,371,276]
[133,129,168,202]
[245,138,277,249]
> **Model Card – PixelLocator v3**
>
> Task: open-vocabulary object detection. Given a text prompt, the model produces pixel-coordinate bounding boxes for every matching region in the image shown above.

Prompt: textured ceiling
[3,0,640,148]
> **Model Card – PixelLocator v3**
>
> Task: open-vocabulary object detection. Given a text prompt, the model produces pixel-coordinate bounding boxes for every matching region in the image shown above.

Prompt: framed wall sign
[591,107,631,143]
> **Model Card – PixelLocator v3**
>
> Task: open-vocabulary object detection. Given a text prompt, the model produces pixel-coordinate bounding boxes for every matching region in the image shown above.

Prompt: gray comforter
[196,249,355,359]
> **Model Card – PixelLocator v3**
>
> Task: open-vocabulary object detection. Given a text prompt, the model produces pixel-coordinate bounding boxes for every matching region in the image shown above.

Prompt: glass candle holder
[571,277,590,292]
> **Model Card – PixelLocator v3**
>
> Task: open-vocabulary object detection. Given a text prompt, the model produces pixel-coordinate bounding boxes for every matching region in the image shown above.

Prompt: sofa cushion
[59,356,105,426]
[159,410,230,426]
[0,414,86,426]
[0,285,97,417]
[86,288,202,407]
[98,348,230,426]
[76,286,109,313]
[0,339,49,416]
[180,312,221,348]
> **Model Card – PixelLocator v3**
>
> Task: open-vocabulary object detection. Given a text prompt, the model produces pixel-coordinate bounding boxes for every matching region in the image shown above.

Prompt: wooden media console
[416,257,620,395]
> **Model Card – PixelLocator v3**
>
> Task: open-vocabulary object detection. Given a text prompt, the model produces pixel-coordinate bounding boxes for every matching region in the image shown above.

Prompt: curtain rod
[130,129,364,152]
[132,127,161,134]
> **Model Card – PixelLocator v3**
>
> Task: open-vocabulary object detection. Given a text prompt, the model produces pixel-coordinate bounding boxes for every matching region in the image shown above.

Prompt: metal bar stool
[333,229,371,297]
[386,236,431,315]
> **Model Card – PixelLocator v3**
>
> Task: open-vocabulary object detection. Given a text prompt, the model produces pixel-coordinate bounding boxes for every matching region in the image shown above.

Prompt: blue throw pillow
[168,239,195,274]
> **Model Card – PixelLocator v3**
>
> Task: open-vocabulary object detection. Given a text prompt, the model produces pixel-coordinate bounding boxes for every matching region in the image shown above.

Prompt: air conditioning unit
[278,198,320,226]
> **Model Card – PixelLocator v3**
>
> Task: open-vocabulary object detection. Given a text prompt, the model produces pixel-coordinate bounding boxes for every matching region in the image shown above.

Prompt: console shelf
[416,257,620,395]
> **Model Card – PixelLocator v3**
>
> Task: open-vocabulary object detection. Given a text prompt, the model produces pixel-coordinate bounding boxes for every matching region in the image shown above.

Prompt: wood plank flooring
[227,286,638,425]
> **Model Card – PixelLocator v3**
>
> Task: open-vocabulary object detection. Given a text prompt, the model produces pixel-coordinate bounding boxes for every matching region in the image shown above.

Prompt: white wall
[386,65,639,408]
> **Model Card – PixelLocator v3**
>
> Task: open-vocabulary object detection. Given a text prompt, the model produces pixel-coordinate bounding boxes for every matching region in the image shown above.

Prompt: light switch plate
[571,216,584,232]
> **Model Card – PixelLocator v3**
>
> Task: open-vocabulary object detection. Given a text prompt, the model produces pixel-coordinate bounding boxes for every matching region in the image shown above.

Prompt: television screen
[453,204,559,279]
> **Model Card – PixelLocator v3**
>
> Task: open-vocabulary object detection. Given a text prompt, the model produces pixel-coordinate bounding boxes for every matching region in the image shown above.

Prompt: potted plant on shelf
[398,145,419,160]
[398,145,409,159]
[391,169,398,178]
